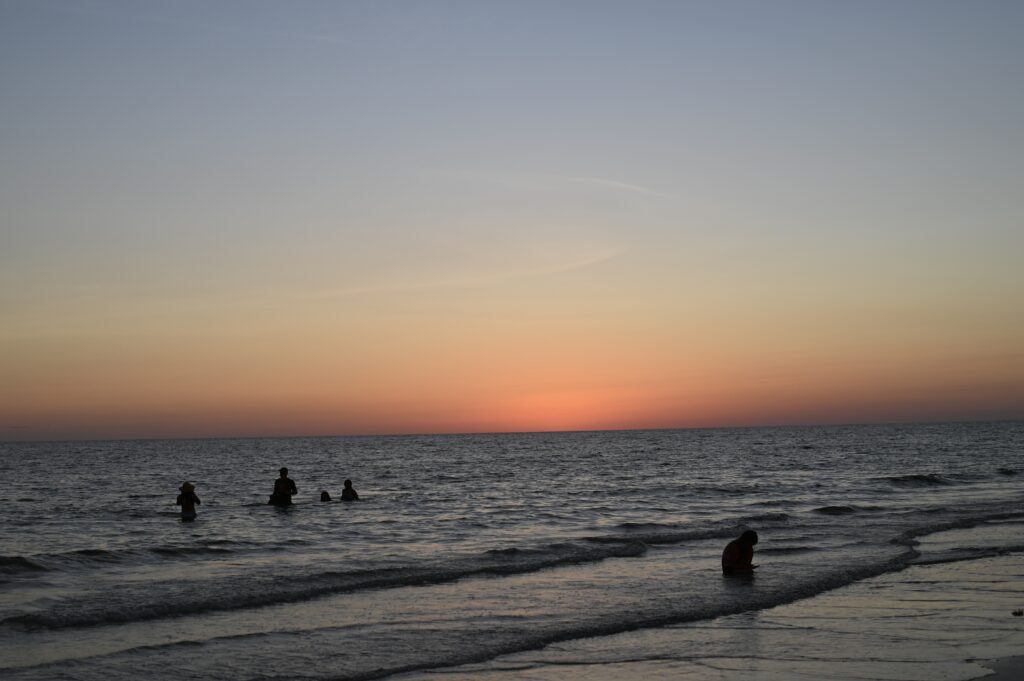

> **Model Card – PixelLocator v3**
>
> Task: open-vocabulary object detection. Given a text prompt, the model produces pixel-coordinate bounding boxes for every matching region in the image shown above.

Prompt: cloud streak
[544,174,680,201]
[316,248,620,298]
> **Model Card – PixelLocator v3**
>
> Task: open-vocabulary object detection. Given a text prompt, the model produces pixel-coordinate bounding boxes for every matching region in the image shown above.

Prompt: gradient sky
[2,0,1023,440]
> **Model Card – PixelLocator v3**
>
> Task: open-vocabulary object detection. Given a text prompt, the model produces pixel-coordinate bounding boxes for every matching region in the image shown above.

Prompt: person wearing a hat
[269,467,298,506]
[176,481,201,520]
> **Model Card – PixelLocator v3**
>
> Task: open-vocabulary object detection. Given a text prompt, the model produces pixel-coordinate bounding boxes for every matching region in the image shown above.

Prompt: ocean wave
[587,524,740,546]
[361,549,920,681]
[894,510,1024,547]
[813,505,859,515]
[598,516,790,547]
[148,546,237,557]
[740,512,790,523]
[44,548,130,566]
[757,545,818,555]
[382,552,916,681]
[484,547,527,556]
[612,521,679,531]
[909,542,1024,566]
[880,473,952,487]
[22,542,274,571]
[0,540,648,631]
[8,509,1021,678]
[997,468,1017,476]
[687,485,760,496]
[17,548,923,681]
[0,555,49,575]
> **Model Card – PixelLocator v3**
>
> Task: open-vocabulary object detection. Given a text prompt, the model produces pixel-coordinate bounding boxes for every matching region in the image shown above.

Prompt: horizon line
[2,416,1020,446]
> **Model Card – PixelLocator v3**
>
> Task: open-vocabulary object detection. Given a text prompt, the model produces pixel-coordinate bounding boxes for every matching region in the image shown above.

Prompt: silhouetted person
[722,530,758,575]
[176,481,200,520]
[340,479,359,501]
[320,490,332,502]
[269,467,297,506]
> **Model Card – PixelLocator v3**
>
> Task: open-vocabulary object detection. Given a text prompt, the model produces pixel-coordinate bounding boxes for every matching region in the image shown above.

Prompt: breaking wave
[0,539,647,631]
[880,474,952,487]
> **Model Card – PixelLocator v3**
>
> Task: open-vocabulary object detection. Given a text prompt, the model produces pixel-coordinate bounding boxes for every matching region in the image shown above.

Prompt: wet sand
[399,553,1024,681]
[979,655,1024,681]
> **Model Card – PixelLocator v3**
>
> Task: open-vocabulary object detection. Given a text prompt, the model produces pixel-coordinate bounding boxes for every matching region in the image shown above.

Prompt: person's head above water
[344,479,353,488]
[180,481,194,492]
[739,530,758,545]
[279,467,288,476]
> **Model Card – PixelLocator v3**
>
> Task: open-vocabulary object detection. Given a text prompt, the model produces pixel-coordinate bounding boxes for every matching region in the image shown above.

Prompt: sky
[2,0,1023,441]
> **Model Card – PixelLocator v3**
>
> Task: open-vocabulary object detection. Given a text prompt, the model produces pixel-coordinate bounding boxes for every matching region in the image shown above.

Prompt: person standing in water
[722,530,759,575]
[340,479,359,501]
[176,481,200,520]
[269,467,297,506]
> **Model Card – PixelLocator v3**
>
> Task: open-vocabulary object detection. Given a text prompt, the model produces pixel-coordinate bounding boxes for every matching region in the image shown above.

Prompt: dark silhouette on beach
[176,481,200,520]
[340,479,359,501]
[722,530,758,575]
[269,467,297,506]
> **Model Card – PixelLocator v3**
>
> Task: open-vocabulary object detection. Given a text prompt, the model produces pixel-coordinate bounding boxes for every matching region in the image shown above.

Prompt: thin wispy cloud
[544,174,680,201]
[317,248,620,298]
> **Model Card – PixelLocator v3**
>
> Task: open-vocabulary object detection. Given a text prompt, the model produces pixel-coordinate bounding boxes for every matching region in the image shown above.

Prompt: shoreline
[977,655,1024,681]
[399,552,1024,681]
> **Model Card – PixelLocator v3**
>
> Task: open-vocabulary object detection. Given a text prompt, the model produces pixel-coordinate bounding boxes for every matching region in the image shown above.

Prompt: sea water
[0,422,1021,680]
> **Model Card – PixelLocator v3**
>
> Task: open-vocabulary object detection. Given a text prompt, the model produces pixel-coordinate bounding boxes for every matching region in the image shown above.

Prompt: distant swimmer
[340,479,359,501]
[268,467,297,506]
[176,481,201,520]
[722,530,759,575]
[320,490,332,502]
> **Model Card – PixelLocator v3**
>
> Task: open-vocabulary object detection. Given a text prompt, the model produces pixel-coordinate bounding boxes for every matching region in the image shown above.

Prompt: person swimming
[176,481,200,520]
[721,529,758,575]
[340,479,359,501]
[268,467,297,506]
[320,490,332,502]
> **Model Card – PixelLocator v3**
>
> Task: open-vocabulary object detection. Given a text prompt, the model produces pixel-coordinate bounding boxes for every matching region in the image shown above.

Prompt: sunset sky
[2,1,1023,440]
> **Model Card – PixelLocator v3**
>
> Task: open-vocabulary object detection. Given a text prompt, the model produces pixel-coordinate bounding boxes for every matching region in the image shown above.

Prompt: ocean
[1,422,1022,680]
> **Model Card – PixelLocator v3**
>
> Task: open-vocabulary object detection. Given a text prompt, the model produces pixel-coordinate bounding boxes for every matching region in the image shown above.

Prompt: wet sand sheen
[979,656,1024,681]
[401,553,1024,681]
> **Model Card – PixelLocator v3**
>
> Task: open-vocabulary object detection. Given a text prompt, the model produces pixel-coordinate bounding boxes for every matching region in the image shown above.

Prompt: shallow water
[1,422,1022,680]
[412,552,1024,681]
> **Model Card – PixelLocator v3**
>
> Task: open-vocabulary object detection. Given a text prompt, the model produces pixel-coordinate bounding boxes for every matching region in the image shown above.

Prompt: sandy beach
[402,552,1024,681]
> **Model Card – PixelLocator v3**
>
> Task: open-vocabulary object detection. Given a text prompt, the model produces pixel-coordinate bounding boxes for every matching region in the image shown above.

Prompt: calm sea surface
[1,422,1022,680]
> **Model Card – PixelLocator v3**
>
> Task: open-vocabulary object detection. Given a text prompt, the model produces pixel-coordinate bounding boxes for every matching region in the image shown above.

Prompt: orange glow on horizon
[2,246,1023,441]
